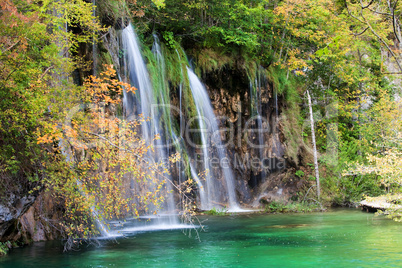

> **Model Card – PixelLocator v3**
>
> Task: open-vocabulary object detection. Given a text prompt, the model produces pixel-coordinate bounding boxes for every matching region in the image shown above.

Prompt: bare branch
[346,0,402,72]
[352,26,369,36]
[392,12,401,43]
[345,1,365,23]
[361,0,376,9]
[368,8,392,16]
[1,40,20,54]
[39,65,54,80]
[362,14,402,72]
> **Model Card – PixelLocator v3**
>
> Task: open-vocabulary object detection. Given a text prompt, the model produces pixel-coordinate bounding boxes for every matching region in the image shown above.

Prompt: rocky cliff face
[200,67,301,206]
[0,192,62,245]
[0,194,35,242]
[19,192,63,242]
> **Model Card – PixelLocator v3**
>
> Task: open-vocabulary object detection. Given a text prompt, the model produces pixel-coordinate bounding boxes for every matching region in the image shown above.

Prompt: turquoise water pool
[1,209,401,267]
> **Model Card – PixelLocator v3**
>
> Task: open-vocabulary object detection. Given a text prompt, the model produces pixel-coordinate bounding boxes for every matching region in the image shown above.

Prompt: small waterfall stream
[248,66,286,190]
[250,73,266,185]
[187,68,240,211]
[273,88,283,157]
[151,34,178,223]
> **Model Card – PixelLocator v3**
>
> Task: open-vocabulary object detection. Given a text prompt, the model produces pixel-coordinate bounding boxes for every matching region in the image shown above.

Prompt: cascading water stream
[274,88,279,155]
[273,88,283,157]
[275,89,278,122]
[151,34,178,224]
[122,24,152,140]
[250,67,284,176]
[121,23,178,225]
[250,75,266,185]
[187,67,240,211]
[172,49,207,206]
[178,82,183,186]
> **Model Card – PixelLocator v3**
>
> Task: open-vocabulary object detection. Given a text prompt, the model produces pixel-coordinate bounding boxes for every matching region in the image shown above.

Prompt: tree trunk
[307,90,320,199]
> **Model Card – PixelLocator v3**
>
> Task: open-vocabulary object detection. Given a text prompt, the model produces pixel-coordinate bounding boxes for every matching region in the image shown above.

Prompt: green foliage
[282,108,310,166]
[192,48,234,74]
[366,194,402,222]
[97,0,129,26]
[0,0,103,197]
[322,173,384,206]
[264,201,320,213]
[0,241,10,256]
[270,0,396,210]
[205,207,228,216]
[152,0,165,9]
[134,0,276,62]
[295,170,304,178]
[162,31,176,49]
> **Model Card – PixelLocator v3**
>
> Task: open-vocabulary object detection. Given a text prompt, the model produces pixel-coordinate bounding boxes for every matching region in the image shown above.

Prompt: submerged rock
[266,223,310,229]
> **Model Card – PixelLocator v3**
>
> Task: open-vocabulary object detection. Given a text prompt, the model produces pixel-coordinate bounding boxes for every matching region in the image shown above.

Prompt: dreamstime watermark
[142,153,286,173]
[63,98,339,167]
[192,153,285,171]
[150,103,275,150]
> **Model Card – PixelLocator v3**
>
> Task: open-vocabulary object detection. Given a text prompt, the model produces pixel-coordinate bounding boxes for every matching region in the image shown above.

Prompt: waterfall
[76,180,111,238]
[118,23,246,215]
[249,67,270,186]
[121,23,178,225]
[273,87,283,157]
[275,89,278,122]
[189,162,207,206]
[250,68,284,177]
[187,68,240,211]
[250,75,266,186]
[151,34,178,224]
[274,88,279,156]
[176,49,184,148]
[178,82,183,187]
